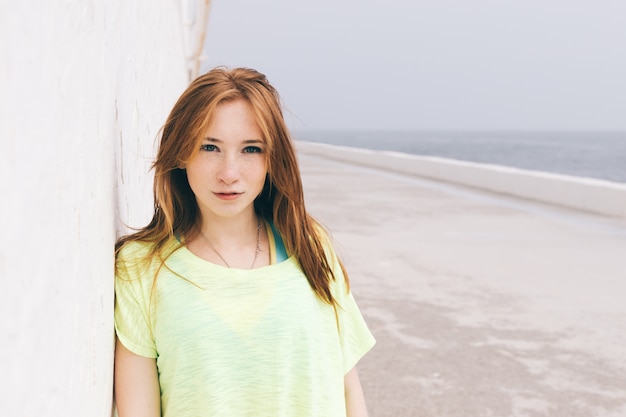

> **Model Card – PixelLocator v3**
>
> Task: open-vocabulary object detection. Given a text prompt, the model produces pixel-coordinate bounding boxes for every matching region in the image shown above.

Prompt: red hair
[116,67,348,305]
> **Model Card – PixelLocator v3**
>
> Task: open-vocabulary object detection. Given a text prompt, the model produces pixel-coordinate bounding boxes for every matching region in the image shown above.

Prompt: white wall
[296,141,626,219]
[0,2,188,415]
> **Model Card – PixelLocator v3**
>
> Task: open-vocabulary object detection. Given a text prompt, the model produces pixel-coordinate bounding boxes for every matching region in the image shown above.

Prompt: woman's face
[185,99,267,223]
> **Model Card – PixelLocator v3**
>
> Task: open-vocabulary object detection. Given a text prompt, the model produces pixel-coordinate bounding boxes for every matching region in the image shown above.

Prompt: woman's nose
[216,155,240,184]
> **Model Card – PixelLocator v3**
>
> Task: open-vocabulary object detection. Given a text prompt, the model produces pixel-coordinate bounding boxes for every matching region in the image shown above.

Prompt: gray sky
[202,0,626,131]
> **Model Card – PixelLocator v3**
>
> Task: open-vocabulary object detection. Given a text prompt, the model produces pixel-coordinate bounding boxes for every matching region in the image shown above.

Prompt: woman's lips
[214,192,241,201]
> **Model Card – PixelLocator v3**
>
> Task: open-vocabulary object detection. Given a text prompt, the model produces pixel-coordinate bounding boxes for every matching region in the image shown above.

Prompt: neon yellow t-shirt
[114,235,375,417]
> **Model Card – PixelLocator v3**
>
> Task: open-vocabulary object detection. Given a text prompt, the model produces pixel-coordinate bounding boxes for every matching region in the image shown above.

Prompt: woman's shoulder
[311,221,339,259]
[117,239,156,261]
[309,218,332,245]
[116,237,180,278]
[310,220,352,295]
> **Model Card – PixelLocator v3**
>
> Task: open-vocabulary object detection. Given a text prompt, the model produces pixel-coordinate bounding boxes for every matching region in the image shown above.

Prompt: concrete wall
[296,141,626,219]
[0,2,189,415]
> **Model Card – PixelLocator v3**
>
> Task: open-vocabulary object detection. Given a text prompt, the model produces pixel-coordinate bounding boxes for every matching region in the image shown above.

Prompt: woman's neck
[197,211,260,247]
[186,207,270,269]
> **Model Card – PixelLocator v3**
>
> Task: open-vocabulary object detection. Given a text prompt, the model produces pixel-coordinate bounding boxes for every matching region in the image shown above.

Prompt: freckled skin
[185,99,267,223]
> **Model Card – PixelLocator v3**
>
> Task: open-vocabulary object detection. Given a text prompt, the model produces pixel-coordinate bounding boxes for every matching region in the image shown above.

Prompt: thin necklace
[198,218,261,269]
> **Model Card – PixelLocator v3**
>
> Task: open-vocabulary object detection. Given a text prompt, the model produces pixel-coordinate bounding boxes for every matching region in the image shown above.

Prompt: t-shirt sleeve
[335,280,376,374]
[114,244,158,358]
[325,239,376,374]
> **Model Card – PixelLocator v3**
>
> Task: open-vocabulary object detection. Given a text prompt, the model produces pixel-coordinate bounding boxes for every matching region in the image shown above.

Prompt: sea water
[295,130,626,184]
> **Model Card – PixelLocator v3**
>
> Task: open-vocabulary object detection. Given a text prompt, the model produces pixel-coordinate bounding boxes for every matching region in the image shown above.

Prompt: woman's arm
[114,338,161,417]
[345,366,369,417]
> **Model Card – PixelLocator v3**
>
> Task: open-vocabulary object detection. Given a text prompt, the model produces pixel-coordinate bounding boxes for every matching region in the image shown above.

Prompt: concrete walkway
[298,151,626,417]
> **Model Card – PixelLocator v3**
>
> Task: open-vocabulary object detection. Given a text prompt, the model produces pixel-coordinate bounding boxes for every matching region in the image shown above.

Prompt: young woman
[114,67,375,417]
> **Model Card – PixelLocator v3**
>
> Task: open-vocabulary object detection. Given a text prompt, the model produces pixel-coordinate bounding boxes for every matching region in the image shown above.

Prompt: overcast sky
[202,0,626,131]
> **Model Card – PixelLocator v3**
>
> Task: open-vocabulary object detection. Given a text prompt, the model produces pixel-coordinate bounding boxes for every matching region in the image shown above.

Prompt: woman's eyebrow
[203,137,263,144]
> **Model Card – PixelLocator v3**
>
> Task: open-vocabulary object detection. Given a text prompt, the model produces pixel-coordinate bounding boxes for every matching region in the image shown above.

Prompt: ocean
[294,130,626,184]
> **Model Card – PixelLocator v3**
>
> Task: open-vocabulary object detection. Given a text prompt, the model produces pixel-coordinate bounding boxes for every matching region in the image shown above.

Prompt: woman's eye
[200,144,218,152]
[243,146,262,154]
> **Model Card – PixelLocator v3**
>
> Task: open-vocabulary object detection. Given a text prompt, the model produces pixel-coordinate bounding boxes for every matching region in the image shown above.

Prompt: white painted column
[0,2,189,415]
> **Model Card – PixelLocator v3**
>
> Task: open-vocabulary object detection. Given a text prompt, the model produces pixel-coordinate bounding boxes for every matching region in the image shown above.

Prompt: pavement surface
[298,152,626,417]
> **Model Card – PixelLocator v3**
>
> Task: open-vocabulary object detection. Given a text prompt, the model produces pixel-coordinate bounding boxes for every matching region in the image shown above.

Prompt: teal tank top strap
[269,221,289,262]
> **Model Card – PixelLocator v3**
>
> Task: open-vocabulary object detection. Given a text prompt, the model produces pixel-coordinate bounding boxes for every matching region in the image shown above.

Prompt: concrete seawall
[296,141,626,219]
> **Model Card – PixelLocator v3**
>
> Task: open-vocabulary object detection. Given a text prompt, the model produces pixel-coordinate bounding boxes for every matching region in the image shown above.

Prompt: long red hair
[116,67,347,305]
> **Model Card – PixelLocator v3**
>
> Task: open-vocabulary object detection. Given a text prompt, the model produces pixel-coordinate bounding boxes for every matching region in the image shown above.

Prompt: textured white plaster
[0,2,189,415]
